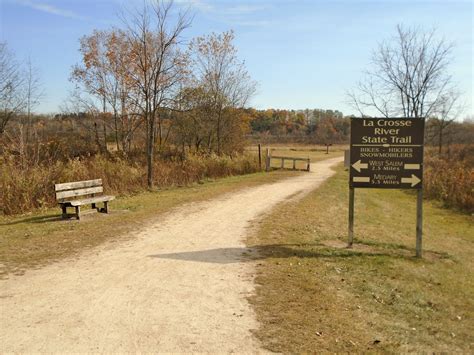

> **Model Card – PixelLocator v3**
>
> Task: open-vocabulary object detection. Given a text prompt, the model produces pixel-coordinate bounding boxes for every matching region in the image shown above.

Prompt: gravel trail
[0,157,342,353]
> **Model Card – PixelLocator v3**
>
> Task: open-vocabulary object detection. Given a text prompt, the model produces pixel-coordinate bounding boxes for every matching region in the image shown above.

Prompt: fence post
[258,143,262,171]
[265,148,271,172]
[292,159,296,170]
[307,158,310,172]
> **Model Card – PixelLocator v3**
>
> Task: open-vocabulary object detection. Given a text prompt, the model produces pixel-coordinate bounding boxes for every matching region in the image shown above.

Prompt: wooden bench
[55,179,115,220]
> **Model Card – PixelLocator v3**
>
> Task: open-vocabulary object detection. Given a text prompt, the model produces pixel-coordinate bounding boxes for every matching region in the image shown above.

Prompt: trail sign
[349,117,424,189]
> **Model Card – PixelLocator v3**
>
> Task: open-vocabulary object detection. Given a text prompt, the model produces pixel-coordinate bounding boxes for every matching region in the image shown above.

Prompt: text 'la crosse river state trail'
[350,118,424,189]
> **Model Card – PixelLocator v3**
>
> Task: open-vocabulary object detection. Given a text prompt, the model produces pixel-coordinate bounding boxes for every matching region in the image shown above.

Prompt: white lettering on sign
[362,119,413,127]
[374,128,400,135]
[362,136,388,143]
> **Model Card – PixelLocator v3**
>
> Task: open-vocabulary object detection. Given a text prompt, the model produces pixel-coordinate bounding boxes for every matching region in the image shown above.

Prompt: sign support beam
[416,189,423,258]
[348,187,354,248]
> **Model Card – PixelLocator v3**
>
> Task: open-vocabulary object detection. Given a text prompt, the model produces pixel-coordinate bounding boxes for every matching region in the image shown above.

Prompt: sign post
[349,117,425,256]
[348,187,354,247]
[416,189,423,257]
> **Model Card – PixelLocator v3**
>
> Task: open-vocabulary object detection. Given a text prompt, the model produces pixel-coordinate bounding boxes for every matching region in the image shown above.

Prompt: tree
[72,29,139,153]
[0,42,25,134]
[123,0,190,188]
[174,86,213,153]
[60,87,110,154]
[23,57,43,143]
[189,31,256,155]
[428,91,464,153]
[349,25,457,119]
[313,117,338,144]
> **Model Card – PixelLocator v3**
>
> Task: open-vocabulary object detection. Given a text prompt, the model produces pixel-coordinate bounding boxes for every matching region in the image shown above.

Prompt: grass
[0,170,299,279]
[247,163,474,353]
[0,144,342,278]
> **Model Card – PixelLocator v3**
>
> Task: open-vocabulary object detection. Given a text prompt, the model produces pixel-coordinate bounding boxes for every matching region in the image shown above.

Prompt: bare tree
[189,31,256,155]
[427,91,464,153]
[349,25,456,119]
[122,0,191,188]
[23,57,43,143]
[61,87,108,154]
[0,42,25,134]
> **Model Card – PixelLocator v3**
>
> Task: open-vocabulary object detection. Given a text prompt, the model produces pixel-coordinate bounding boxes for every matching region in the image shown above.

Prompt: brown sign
[350,118,424,189]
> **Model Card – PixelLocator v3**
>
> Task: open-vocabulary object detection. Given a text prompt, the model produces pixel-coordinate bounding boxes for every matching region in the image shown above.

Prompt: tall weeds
[0,153,259,215]
[423,145,473,213]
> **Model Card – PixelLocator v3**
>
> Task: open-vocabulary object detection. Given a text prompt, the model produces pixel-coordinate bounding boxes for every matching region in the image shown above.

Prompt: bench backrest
[55,179,103,202]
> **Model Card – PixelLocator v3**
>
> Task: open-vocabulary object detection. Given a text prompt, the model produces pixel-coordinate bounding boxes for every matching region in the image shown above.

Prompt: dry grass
[424,145,473,213]
[0,152,260,215]
[247,163,474,353]
[0,169,299,279]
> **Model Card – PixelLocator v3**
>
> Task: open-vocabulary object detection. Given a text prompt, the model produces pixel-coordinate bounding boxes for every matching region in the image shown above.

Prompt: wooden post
[265,148,271,172]
[307,158,310,172]
[348,187,354,247]
[75,206,81,220]
[258,144,262,171]
[292,159,296,170]
[61,205,67,219]
[416,189,423,257]
[281,158,284,169]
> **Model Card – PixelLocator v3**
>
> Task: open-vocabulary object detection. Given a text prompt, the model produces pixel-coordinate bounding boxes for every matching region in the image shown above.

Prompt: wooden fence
[265,149,311,172]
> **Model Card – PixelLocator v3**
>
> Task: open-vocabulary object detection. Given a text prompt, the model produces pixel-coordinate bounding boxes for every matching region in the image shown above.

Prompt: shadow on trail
[147,242,417,264]
[0,214,63,226]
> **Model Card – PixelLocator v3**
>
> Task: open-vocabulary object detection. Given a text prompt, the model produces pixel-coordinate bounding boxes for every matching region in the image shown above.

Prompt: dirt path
[0,157,342,353]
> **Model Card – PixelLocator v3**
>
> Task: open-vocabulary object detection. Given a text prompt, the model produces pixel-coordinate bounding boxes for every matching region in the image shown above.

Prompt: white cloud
[174,0,272,27]
[13,0,87,20]
[174,0,214,13]
[222,4,269,15]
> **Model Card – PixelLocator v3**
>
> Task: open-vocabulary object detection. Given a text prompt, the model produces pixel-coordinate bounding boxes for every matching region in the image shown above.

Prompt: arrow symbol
[353,177,370,183]
[352,160,368,173]
[404,163,420,170]
[401,174,421,187]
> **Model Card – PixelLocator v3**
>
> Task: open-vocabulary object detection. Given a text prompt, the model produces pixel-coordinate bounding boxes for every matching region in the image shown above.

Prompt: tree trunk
[147,115,155,189]
[216,113,221,155]
[94,123,102,153]
[103,123,108,154]
[438,126,443,155]
[114,111,120,152]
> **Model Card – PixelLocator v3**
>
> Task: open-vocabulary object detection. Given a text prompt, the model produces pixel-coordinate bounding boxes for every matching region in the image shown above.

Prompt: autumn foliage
[423,145,474,213]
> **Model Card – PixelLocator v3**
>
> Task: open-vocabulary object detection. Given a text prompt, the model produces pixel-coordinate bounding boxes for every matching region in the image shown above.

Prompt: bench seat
[60,195,115,207]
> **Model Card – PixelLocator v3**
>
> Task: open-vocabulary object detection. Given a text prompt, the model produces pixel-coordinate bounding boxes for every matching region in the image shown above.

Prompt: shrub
[423,145,473,213]
[0,152,259,215]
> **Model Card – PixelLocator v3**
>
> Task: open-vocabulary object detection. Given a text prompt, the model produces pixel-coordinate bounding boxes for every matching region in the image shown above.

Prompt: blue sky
[1,0,472,116]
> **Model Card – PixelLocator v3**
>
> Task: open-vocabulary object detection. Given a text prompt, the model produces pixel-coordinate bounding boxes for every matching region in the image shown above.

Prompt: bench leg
[75,206,81,220]
[91,203,96,210]
[103,201,109,214]
[61,205,67,219]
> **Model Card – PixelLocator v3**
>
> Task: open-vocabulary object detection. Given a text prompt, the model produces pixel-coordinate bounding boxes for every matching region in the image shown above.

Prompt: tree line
[2,10,472,186]
[1,1,258,188]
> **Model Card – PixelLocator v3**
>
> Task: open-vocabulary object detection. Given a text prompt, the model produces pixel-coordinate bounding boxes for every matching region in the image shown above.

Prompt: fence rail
[265,152,311,172]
